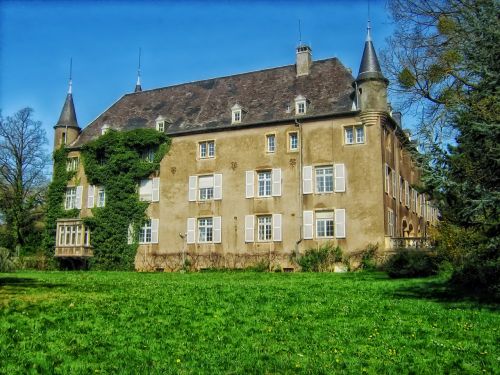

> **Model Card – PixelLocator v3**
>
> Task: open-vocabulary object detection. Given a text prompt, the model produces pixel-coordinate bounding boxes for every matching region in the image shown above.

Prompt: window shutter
[188,176,197,202]
[335,209,346,238]
[187,218,196,244]
[75,186,83,209]
[127,224,134,245]
[272,214,282,242]
[392,172,397,198]
[303,166,313,194]
[139,179,152,201]
[303,210,313,239]
[272,168,282,196]
[245,171,254,198]
[87,185,95,208]
[213,216,222,243]
[214,174,223,200]
[152,177,160,202]
[151,219,159,244]
[334,164,346,192]
[385,164,390,193]
[245,215,254,242]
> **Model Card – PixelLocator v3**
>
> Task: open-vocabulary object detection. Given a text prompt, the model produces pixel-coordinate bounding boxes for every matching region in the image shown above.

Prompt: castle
[52,24,438,270]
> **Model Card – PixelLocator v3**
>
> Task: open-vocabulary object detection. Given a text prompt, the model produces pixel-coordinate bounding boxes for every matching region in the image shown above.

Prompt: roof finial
[298,19,302,45]
[135,48,142,92]
[366,0,372,42]
[68,58,73,94]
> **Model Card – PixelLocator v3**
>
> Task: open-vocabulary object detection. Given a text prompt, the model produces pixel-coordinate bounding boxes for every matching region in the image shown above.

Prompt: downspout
[295,118,303,257]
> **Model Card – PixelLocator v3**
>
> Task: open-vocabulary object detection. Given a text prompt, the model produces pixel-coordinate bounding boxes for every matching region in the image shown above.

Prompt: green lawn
[0,272,498,374]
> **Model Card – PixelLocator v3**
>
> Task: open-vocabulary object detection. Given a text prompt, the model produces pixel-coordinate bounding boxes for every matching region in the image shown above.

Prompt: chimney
[296,44,312,76]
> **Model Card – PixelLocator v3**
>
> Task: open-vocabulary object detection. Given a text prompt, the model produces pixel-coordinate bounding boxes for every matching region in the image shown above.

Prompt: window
[345,125,365,144]
[199,141,215,159]
[316,211,334,238]
[399,176,404,203]
[97,187,106,208]
[189,174,222,201]
[266,134,276,153]
[289,132,298,151]
[198,175,214,200]
[58,224,81,246]
[101,124,110,135]
[65,187,77,209]
[387,209,395,236]
[141,148,155,162]
[385,164,391,194]
[392,170,397,199]
[231,104,243,124]
[295,95,307,115]
[198,218,213,243]
[315,166,334,193]
[404,180,410,207]
[257,171,272,197]
[139,178,160,202]
[156,120,166,132]
[258,215,272,241]
[66,157,79,172]
[139,220,152,244]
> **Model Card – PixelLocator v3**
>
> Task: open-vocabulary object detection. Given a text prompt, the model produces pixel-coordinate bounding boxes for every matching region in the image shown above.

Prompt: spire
[55,59,79,128]
[134,48,142,92]
[356,21,387,82]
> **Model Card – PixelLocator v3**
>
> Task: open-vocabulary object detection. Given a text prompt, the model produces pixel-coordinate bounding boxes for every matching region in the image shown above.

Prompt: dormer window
[156,116,167,132]
[101,124,110,135]
[231,104,243,124]
[295,95,307,115]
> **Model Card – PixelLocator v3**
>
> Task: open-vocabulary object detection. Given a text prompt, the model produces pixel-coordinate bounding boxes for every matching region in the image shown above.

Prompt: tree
[0,108,49,252]
[383,0,499,294]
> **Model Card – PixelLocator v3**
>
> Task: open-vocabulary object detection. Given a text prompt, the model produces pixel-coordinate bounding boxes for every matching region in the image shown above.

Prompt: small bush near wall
[384,249,440,278]
[0,247,15,272]
[297,243,343,272]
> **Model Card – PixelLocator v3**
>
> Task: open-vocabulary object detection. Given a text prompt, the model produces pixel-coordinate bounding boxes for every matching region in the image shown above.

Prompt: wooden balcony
[391,237,433,249]
[55,246,93,257]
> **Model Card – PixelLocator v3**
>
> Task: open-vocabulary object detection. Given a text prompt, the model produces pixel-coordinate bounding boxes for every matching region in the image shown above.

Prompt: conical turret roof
[55,80,79,128]
[356,21,387,82]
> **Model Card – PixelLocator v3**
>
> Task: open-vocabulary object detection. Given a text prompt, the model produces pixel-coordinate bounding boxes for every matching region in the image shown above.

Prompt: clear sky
[1,0,394,151]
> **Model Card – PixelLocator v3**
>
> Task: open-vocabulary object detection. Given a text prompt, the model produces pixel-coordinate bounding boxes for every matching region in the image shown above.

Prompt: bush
[247,259,270,272]
[384,249,440,278]
[0,247,15,272]
[298,243,342,272]
[359,244,378,271]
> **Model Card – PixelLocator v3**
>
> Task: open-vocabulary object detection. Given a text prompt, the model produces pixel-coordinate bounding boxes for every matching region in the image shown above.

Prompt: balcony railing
[55,246,93,257]
[391,237,433,249]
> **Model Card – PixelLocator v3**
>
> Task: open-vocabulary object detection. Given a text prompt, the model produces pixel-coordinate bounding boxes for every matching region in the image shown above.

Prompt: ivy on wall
[42,147,80,258]
[81,129,170,270]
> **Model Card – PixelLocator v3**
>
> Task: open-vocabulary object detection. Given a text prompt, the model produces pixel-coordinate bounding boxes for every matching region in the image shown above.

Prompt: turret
[354,21,388,112]
[54,77,80,150]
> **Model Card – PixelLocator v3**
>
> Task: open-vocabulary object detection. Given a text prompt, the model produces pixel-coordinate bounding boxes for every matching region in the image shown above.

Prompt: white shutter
[272,214,282,242]
[151,219,159,243]
[334,164,346,192]
[127,224,134,244]
[75,186,83,209]
[87,185,95,208]
[152,177,160,202]
[303,210,313,239]
[188,176,197,202]
[214,174,222,200]
[303,166,313,194]
[245,215,254,242]
[335,209,346,238]
[245,171,254,198]
[187,218,196,244]
[272,168,282,196]
[213,216,222,243]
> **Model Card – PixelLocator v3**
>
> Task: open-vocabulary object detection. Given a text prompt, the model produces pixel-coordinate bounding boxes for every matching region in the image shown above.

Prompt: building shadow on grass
[392,278,499,311]
[0,277,68,292]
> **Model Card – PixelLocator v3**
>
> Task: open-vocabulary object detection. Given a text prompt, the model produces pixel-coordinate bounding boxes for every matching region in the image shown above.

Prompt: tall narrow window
[97,187,106,208]
[315,166,334,193]
[355,126,365,143]
[231,104,243,124]
[257,171,272,197]
[266,134,276,153]
[316,211,334,238]
[345,127,354,144]
[198,218,213,243]
[295,95,307,115]
[66,157,79,172]
[289,132,298,151]
[258,216,272,241]
[139,220,152,243]
[198,175,214,200]
[65,187,77,209]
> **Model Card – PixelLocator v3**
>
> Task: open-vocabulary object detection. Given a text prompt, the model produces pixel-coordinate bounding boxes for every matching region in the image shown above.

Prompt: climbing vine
[42,147,79,258]
[81,129,170,270]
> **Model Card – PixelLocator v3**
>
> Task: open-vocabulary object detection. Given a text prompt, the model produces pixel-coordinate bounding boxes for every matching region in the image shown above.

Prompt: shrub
[359,244,379,271]
[0,247,15,272]
[298,243,342,272]
[247,259,270,272]
[384,249,439,278]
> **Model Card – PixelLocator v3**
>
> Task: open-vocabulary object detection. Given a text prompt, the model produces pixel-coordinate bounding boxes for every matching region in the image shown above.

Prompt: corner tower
[54,77,80,150]
[355,21,388,112]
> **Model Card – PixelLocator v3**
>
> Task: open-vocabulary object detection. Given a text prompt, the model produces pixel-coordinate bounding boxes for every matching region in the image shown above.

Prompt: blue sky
[1,0,393,151]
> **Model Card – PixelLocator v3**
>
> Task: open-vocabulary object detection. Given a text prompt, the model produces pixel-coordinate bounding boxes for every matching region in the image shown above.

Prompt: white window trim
[189,174,222,202]
[186,216,222,244]
[231,104,243,124]
[295,95,307,115]
[199,140,215,159]
[266,134,276,153]
[344,124,365,145]
[288,132,299,151]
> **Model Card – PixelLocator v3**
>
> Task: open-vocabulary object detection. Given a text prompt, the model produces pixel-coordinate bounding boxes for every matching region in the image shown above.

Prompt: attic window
[295,95,307,115]
[156,117,167,132]
[231,104,243,124]
[101,124,110,135]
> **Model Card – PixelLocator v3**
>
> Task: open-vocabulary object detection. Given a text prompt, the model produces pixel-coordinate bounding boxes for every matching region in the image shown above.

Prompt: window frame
[257,171,272,197]
[139,219,153,244]
[198,217,214,243]
[288,132,299,152]
[315,211,335,238]
[65,187,77,210]
[266,134,276,153]
[66,157,79,172]
[96,186,106,208]
[199,140,215,159]
[315,166,334,194]
[198,175,214,201]
[344,125,365,145]
[257,215,272,242]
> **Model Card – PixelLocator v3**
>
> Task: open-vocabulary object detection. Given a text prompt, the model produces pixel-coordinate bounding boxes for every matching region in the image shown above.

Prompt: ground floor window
[198,217,213,242]
[139,220,152,244]
[258,215,272,241]
[316,211,334,238]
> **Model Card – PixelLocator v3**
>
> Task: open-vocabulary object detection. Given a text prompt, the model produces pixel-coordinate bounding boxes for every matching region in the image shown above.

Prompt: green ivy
[81,129,170,270]
[42,147,79,258]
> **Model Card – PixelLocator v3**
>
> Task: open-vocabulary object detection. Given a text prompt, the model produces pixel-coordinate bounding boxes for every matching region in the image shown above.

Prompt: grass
[0,271,498,374]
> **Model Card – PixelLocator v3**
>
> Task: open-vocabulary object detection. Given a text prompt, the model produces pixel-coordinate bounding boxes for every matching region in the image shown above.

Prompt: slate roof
[71,57,356,147]
[55,92,79,129]
[357,23,387,83]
